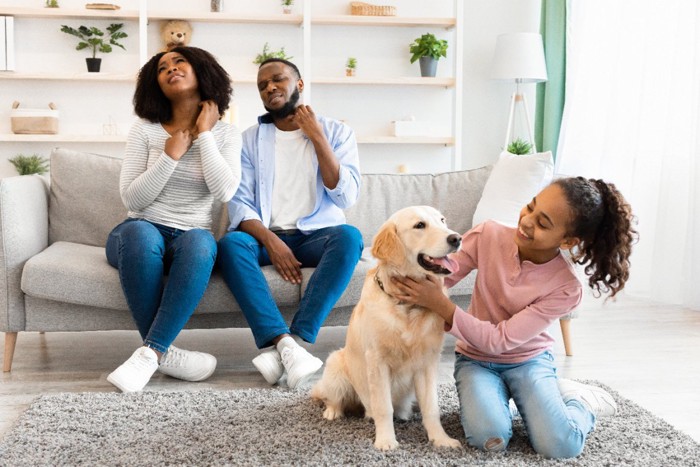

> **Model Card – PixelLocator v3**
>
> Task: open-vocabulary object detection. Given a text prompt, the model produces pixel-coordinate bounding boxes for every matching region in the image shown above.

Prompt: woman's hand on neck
[165,96,202,137]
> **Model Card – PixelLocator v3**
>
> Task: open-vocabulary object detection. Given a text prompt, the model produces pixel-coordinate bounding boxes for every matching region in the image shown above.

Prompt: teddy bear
[160,20,193,52]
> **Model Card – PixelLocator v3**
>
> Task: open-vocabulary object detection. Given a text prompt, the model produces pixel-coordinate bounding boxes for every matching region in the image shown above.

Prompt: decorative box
[10,102,59,135]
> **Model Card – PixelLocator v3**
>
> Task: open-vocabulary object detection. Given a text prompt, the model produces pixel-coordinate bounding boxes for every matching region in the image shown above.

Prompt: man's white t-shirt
[270,128,316,231]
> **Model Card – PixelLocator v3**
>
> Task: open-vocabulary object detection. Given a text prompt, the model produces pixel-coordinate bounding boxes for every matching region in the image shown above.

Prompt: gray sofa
[0,148,492,372]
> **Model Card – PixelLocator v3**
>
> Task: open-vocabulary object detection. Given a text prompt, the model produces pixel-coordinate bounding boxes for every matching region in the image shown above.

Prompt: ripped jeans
[454,351,595,459]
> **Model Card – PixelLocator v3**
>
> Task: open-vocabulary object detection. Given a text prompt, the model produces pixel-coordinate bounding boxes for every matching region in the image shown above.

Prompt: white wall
[0,0,541,177]
[461,0,541,169]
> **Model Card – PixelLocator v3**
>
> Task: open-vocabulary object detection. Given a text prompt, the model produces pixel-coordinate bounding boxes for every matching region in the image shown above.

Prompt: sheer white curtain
[556,0,700,309]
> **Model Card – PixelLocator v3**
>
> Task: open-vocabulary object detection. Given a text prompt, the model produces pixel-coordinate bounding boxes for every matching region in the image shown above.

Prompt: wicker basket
[10,102,59,135]
[350,2,396,17]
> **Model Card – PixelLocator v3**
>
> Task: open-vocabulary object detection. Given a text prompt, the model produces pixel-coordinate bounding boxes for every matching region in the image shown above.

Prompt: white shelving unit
[0,0,462,172]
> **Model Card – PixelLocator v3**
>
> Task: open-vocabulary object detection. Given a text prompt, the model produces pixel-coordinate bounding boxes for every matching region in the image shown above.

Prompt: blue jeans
[216,225,363,348]
[454,351,595,459]
[106,218,217,354]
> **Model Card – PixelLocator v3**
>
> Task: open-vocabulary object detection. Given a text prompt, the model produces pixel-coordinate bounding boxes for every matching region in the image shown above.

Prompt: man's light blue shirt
[227,113,361,234]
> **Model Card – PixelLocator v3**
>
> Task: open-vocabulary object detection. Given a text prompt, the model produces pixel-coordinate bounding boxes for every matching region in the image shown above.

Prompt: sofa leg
[4,331,18,372]
[559,319,573,356]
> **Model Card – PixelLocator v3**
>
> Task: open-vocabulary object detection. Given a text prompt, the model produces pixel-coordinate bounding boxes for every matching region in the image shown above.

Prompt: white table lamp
[490,32,548,152]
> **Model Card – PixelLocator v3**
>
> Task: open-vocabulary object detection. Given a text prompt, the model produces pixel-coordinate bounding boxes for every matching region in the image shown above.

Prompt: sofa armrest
[0,175,49,331]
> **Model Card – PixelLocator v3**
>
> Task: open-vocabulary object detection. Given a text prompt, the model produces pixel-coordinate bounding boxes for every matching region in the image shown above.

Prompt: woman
[106,46,241,392]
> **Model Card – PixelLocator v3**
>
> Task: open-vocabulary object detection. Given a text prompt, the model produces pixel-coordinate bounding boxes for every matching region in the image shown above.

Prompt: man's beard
[264,88,301,120]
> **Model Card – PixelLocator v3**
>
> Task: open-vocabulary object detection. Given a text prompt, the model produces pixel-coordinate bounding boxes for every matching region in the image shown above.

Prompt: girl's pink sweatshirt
[445,220,582,364]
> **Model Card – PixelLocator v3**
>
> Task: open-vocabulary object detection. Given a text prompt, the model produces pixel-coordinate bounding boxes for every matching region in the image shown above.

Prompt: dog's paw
[374,437,399,451]
[322,406,344,420]
[431,436,461,449]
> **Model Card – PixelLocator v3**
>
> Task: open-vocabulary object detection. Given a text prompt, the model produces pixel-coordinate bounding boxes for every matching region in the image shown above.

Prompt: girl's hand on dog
[392,275,456,326]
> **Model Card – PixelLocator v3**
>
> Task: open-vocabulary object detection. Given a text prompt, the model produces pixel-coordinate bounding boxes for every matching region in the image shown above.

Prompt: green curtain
[535,0,566,160]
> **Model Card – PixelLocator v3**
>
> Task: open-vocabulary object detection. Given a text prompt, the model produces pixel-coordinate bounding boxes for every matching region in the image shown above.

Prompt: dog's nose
[447,234,461,248]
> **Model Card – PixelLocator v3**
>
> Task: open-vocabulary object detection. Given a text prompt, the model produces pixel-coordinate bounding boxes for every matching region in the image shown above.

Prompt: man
[217,59,363,389]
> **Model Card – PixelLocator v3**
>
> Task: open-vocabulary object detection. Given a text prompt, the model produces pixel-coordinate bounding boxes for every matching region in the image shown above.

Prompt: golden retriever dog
[311,206,462,451]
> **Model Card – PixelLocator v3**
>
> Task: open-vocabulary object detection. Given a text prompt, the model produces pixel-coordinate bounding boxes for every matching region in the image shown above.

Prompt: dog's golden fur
[311,206,462,450]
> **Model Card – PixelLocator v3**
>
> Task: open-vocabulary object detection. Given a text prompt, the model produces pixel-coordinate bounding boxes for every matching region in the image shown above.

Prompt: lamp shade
[490,32,548,83]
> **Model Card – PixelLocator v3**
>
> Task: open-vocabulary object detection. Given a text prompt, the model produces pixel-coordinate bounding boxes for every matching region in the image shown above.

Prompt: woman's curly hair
[133,46,232,123]
[554,177,638,298]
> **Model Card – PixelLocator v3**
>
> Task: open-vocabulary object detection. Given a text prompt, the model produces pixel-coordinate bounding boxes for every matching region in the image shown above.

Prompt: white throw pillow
[472,151,554,228]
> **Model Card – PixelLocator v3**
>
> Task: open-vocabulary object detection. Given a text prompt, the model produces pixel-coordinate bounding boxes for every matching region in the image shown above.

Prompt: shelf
[0,134,453,145]
[312,15,455,28]
[357,136,454,145]
[1,1,462,171]
[313,76,455,87]
[0,7,453,28]
[0,7,302,25]
[146,12,303,25]
[0,6,139,20]
[0,134,127,143]
[0,72,136,82]
[0,73,454,87]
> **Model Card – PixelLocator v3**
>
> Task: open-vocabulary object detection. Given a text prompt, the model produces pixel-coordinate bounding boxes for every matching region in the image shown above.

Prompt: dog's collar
[374,273,408,305]
[374,273,389,295]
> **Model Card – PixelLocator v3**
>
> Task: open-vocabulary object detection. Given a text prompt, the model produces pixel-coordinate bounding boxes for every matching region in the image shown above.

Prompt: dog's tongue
[432,255,459,274]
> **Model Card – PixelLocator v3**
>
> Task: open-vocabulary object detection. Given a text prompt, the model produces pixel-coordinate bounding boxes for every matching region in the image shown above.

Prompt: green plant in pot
[409,33,448,78]
[346,57,357,77]
[253,42,293,65]
[9,154,49,175]
[506,137,533,155]
[60,23,127,73]
[281,0,294,14]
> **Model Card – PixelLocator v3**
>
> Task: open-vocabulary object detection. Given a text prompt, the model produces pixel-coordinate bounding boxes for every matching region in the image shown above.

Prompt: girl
[392,176,637,459]
[105,46,241,393]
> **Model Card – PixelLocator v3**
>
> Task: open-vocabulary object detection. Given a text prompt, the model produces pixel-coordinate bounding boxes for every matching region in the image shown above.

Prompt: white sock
[276,336,298,354]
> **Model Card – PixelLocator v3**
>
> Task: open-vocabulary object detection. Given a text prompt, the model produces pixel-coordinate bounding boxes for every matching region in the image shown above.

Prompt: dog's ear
[372,222,402,262]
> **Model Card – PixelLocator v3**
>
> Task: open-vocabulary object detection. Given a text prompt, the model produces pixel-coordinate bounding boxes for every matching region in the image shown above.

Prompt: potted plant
[253,42,293,65]
[281,0,294,14]
[345,57,357,77]
[9,154,49,175]
[409,33,448,78]
[45,0,59,7]
[506,137,534,155]
[60,23,128,73]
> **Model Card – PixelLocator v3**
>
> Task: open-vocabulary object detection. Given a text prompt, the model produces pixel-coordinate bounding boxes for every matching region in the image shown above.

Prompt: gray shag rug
[1,381,698,466]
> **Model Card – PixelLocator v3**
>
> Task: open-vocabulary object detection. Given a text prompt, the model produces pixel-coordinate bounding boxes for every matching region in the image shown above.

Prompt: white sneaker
[509,399,520,418]
[107,346,159,393]
[158,345,217,382]
[280,345,323,389]
[558,379,618,418]
[252,347,285,384]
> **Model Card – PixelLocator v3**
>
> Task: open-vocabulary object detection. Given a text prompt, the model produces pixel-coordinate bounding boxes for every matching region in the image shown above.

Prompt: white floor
[2,294,699,443]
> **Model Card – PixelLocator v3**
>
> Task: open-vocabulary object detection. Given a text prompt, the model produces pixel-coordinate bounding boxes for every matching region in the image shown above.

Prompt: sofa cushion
[21,242,474,321]
[346,167,493,247]
[49,148,127,247]
[21,241,300,314]
[472,151,554,228]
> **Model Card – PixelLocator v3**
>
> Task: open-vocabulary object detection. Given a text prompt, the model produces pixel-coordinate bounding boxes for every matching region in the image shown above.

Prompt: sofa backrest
[47,148,492,248]
[346,167,492,246]
[49,148,127,247]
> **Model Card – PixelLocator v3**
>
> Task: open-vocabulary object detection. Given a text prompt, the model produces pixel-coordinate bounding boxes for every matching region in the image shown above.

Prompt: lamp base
[504,91,536,153]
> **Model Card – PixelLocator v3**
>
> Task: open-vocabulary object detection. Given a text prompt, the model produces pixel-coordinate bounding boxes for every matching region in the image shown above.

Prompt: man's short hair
[259,58,302,80]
